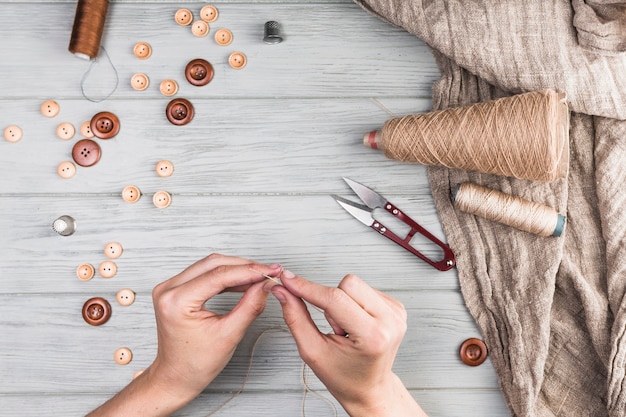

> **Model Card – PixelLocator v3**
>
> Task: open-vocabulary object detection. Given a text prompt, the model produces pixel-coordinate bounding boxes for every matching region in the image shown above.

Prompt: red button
[166,98,194,126]
[185,58,214,86]
[72,139,101,167]
[90,111,120,139]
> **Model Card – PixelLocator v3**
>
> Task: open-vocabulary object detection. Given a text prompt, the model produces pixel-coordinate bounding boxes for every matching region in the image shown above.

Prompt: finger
[160,253,252,290]
[221,282,270,341]
[324,311,347,336]
[337,274,393,318]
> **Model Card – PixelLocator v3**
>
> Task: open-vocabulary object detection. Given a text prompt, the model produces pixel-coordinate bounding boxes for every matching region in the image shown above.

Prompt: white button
[116,288,135,306]
[56,122,75,140]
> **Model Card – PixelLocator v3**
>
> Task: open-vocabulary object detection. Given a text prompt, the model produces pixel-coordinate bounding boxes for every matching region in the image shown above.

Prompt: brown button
[82,297,112,326]
[228,52,247,70]
[72,139,101,167]
[80,121,94,138]
[191,20,209,37]
[155,160,174,177]
[116,288,135,306]
[57,161,77,179]
[90,111,120,139]
[56,122,75,140]
[40,100,60,118]
[4,125,23,143]
[459,338,488,366]
[200,5,219,23]
[122,185,141,203]
[153,191,172,208]
[133,42,152,59]
[214,28,233,46]
[114,347,133,365]
[185,58,214,86]
[175,8,193,26]
[76,263,95,281]
[166,98,194,126]
[159,79,178,96]
[98,260,117,279]
[131,73,150,91]
[104,241,123,259]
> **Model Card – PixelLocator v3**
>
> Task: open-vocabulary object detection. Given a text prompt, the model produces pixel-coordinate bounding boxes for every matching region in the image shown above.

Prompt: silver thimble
[263,21,283,44]
[53,215,77,236]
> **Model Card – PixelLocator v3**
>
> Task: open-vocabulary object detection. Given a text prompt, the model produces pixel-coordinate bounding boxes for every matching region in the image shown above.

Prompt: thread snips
[332,178,456,271]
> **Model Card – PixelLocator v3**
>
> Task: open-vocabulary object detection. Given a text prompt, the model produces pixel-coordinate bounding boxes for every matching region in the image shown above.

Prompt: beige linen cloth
[352,1,626,416]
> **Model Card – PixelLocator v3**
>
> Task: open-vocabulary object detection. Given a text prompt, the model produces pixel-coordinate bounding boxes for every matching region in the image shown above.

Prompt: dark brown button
[185,58,214,86]
[72,139,101,167]
[459,338,488,366]
[166,98,194,126]
[82,297,112,326]
[90,111,120,139]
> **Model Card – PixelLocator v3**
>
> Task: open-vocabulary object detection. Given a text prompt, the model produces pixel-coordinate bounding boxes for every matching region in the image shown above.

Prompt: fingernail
[263,280,278,292]
[268,263,282,270]
[271,288,287,304]
[282,269,295,279]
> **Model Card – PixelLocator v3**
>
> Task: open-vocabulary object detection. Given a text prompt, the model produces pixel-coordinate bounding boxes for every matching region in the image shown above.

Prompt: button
[185,58,214,86]
[133,42,152,59]
[72,139,101,167]
[214,28,233,46]
[57,161,77,179]
[4,125,23,143]
[80,121,94,138]
[131,73,150,91]
[165,98,194,126]
[228,52,247,70]
[98,260,117,279]
[90,111,120,139]
[459,338,488,366]
[175,8,193,26]
[82,297,112,326]
[116,288,135,306]
[153,191,172,208]
[200,5,219,22]
[56,122,75,140]
[122,185,141,203]
[53,215,77,236]
[159,79,178,96]
[156,160,174,177]
[40,100,60,118]
[104,241,123,259]
[191,20,209,37]
[76,263,95,281]
[114,347,133,365]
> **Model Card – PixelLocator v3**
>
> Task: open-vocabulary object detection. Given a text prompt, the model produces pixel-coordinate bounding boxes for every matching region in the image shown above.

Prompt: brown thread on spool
[453,182,566,237]
[372,90,570,182]
[69,0,110,60]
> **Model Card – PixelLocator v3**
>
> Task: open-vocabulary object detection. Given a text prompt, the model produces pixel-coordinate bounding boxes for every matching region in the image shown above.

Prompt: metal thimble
[53,215,77,236]
[263,21,283,44]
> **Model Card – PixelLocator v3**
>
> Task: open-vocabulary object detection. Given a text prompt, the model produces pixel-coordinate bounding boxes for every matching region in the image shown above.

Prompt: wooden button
[191,20,209,37]
[116,288,135,306]
[122,185,141,203]
[82,297,111,326]
[56,122,75,140]
[155,160,174,177]
[459,338,488,366]
[200,5,219,22]
[214,28,233,46]
[185,58,214,86]
[166,98,194,126]
[104,241,123,259]
[57,161,76,179]
[90,111,120,139]
[153,191,172,208]
[80,121,94,138]
[72,139,101,167]
[131,73,150,91]
[175,8,193,26]
[133,42,152,59]
[40,100,59,118]
[114,347,133,365]
[159,79,178,96]
[228,52,247,70]
[4,125,23,143]
[76,263,95,281]
[98,260,117,279]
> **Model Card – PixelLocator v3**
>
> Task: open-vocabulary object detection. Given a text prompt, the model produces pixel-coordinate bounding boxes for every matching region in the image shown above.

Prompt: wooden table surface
[0,1,509,415]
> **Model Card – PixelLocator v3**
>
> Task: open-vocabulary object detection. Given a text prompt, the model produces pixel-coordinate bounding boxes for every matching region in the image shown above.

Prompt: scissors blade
[332,195,374,226]
[343,177,387,209]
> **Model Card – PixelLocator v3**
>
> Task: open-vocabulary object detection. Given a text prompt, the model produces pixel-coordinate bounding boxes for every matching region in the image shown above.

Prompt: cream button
[76,263,95,281]
[159,79,178,96]
[57,161,77,179]
[133,42,152,59]
[116,288,135,306]
[175,8,193,26]
[56,122,75,140]
[98,260,117,279]
[228,52,247,70]
[153,191,172,208]
[122,185,141,203]
[214,28,233,46]
[191,20,209,37]
[80,121,94,138]
[40,100,60,118]
[156,160,174,177]
[200,5,219,22]
[4,125,23,142]
[114,347,133,365]
[131,73,150,91]
[104,241,123,259]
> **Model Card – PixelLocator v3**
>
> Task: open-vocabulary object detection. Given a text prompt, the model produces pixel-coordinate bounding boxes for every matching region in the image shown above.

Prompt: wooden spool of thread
[364,90,570,182]
[453,182,566,237]
[68,0,110,60]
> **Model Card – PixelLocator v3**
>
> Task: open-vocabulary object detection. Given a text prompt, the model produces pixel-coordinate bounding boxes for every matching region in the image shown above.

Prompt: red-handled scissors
[332,178,455,271]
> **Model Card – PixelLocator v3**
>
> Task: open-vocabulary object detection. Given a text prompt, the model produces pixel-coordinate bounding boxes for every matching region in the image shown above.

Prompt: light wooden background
[0,1,509,416]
